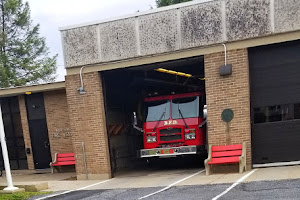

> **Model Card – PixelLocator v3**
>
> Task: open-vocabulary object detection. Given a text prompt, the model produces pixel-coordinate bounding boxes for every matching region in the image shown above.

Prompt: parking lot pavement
[8,165,300,199]
[30,179,300,200]
[216,179,300,200]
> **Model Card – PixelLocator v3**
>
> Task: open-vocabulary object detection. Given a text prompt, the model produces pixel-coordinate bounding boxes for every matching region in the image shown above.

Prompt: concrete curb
[0,182,48,192]
[0,188,25,194]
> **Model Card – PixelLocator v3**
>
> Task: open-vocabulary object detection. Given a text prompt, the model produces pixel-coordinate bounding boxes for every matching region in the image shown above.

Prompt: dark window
[172,96,199,119]
[295,104,300,119]
[282,104,294,121]
[253,104,300,124]
[254,105,282,124]
[145,100,170,122]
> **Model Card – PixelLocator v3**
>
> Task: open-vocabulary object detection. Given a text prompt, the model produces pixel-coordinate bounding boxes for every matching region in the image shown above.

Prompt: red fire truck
[134,92,207,158]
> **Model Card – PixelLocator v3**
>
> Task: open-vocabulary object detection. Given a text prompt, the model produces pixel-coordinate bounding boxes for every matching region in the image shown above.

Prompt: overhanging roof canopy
[0,82,65,97]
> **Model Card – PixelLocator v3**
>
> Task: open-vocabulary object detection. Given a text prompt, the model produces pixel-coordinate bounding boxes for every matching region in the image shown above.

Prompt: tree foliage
[0,0,57,88]
[156,0,192,7]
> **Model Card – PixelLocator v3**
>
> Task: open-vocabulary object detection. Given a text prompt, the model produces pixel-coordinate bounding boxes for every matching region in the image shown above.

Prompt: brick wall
[18,95,34,170]
[44,90,73,160]
[204,48,252,169]
[65,72,111,180]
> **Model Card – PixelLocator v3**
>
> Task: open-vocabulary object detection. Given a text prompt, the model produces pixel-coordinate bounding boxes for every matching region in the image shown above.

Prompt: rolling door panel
[249,40,300,165]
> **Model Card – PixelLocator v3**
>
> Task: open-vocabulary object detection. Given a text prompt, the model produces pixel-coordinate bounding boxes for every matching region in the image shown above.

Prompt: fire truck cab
[134,92,207,158]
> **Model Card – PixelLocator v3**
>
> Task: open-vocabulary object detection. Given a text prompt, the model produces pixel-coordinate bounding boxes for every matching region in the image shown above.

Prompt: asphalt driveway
[31,178,300,200]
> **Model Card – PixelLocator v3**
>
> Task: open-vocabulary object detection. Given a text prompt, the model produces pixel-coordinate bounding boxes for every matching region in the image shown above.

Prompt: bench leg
[50,163,54,174]
[205,164,211,175]
[239,159,245,173]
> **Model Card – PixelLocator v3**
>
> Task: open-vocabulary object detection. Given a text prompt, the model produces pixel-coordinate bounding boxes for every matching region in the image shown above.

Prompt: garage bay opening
[101,56,206,175]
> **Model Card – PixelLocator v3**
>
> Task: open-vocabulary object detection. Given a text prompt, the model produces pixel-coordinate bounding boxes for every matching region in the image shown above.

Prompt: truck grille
[160,128,181,135]
[160,134,182,141]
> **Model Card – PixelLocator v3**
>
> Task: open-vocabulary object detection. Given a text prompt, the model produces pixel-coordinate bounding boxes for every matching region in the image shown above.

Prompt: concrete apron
[1,165,300,192]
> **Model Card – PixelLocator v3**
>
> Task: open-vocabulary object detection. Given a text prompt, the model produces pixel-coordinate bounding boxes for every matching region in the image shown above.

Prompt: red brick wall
[65,72,111,180]
[204,48,252,168]
[44,90,73,160]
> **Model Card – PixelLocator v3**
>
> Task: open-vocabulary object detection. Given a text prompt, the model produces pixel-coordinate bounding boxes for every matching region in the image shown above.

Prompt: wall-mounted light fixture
[219,43,232,76]
[78,66,86,95]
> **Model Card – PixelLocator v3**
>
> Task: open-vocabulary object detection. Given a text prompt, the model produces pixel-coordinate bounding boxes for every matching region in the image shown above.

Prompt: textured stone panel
[181,1,223,49]
[274,0,300,33]
[100,18,137,62]
[226,0,271,41]
[139,10,179,56]
[62,26,100,68]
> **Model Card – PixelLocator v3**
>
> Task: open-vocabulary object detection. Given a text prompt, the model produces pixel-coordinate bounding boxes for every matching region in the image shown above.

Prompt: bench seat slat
[52,161,75,166]
[212,144,242,152]
[57,157,75,162]
[57,153,74,158]
[212,150,242,158]
[208,156,239,164]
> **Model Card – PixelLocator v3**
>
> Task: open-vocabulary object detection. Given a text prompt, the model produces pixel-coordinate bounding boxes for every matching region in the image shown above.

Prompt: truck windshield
[145,100,170,122]
[172,96,199,119]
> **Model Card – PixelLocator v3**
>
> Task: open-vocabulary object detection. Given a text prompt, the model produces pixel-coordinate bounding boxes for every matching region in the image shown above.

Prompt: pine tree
[156,0,192,7]
[0,0,57,88]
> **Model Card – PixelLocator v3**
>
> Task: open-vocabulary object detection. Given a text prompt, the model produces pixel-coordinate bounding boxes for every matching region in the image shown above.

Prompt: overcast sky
[27,0,156,81]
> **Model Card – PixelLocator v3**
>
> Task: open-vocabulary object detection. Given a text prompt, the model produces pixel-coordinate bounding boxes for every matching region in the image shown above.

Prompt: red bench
[204,142,246,175]
[50,153,75,173]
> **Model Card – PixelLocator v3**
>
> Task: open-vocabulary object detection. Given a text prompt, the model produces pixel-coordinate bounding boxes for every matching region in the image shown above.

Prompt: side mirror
[132,112,143,132]
[203,105,207,119]
[133,112,137,126]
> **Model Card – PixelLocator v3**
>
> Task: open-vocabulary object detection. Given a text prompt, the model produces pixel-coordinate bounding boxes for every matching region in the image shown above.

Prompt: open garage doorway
[101,56,205,175]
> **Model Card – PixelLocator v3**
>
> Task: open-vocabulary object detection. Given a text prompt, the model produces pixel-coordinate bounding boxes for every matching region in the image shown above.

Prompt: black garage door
[249,40,300,165]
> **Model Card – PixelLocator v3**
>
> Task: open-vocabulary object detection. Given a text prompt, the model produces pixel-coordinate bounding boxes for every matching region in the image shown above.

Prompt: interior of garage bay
[101,55,206,174]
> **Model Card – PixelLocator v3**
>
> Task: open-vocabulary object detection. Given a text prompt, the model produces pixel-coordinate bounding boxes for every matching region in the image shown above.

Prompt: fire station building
[0,0,300,180]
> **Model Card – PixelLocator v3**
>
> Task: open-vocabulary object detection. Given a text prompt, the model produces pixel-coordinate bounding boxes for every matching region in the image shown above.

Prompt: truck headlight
[185,133,196,140]
[147,136,156,143]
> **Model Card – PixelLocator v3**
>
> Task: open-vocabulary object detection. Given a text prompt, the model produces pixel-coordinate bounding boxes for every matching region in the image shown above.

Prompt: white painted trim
[212,169,258,200]
[253,161,300,168]
[138,169,205,200]
[35,178,115,200]
[59,0,214,31]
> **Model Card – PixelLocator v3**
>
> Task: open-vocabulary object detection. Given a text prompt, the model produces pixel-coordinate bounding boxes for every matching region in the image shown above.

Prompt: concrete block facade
[65,72,111,180]
[225,0,271,41]
[60,0,300,69]
[205,48,252,168]
[61,25,100,67]
[139,10,179,55]
[180,1,223,48]
[274,0,300,33]
[100,19,137,62]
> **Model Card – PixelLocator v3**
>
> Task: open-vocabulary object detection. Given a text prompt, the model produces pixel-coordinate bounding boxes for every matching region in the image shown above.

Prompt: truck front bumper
[138,145,205,158]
